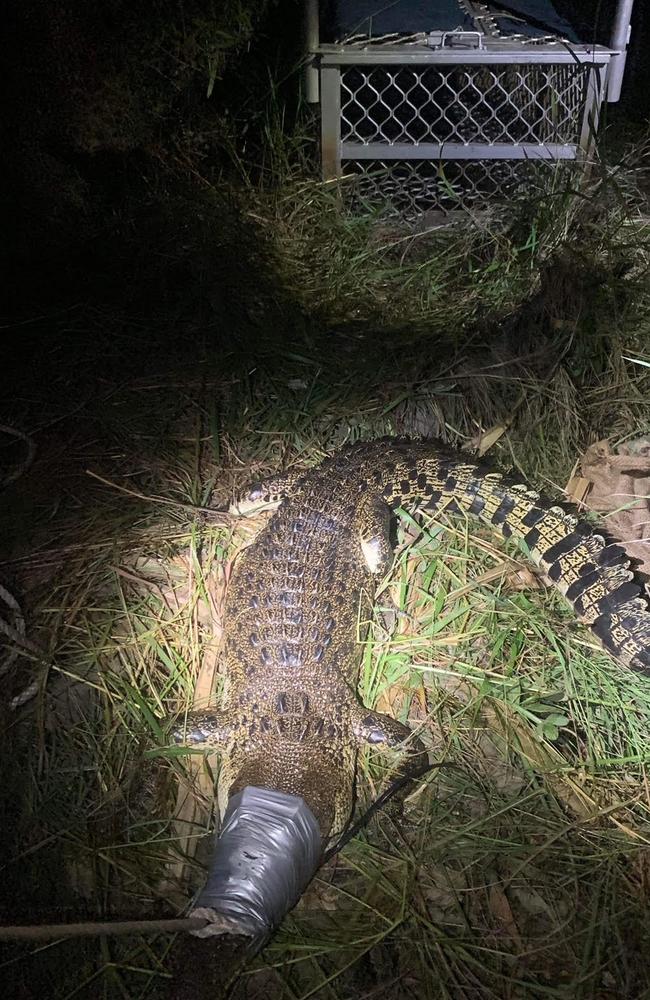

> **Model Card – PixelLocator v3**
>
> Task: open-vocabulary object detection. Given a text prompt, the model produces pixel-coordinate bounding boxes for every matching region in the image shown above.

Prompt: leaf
[488,883,522,947]
[545,713,570,727]
[476,424,508,457]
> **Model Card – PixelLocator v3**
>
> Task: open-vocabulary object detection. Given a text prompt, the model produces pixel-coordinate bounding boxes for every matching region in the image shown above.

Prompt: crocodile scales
[175,437,650,936]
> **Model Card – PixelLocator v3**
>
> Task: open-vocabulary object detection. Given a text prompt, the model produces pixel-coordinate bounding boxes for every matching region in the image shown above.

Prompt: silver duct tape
[189,786,322,942]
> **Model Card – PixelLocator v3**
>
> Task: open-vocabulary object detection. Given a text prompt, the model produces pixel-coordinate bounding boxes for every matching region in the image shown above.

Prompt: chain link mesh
[341,64,589,147]
[340,158,577,218]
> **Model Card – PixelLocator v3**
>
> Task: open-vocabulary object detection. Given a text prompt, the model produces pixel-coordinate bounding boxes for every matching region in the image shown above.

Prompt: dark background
[0,0,648,324]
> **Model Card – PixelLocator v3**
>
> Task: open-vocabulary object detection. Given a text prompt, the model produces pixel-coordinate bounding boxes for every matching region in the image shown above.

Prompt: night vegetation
[1,2,650,998]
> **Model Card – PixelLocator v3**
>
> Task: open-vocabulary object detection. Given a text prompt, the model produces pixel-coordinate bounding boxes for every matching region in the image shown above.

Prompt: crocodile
[174,437,650,942]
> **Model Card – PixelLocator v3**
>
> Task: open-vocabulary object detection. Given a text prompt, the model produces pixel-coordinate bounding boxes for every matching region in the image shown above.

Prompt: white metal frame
[320,41,611,180]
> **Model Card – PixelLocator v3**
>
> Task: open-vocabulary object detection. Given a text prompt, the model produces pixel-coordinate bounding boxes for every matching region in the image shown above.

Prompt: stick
[0,916,208,942]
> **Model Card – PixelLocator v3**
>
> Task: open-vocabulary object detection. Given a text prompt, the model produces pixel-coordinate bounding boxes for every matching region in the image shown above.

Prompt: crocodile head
[173,697,424,942]
[175,711,357,841]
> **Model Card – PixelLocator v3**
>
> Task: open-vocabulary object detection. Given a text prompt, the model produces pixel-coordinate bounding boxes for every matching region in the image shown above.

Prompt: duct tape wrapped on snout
[189,786,322,945]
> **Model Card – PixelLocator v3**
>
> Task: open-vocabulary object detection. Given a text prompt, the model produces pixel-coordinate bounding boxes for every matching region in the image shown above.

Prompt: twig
[85,469,231,518]
[0,916,208,941]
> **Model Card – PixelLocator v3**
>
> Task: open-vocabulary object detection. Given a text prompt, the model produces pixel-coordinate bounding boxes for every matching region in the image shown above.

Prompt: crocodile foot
[172,710,232,748]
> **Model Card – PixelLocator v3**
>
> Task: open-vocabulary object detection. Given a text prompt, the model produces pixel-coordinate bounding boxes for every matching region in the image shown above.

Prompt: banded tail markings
[361,443,650,675]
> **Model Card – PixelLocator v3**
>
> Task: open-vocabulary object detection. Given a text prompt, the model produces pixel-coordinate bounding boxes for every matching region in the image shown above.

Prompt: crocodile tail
[372,443,650,674]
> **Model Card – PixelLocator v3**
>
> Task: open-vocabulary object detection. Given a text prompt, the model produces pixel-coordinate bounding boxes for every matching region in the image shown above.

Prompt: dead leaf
[565,475,591,507]
[508,566,543,591]
[375,683,405,719]
[477,424,509,456]
[463,424,508,456]
[488,882,522,947]
[447,562,542,601]
[571,437,650,576]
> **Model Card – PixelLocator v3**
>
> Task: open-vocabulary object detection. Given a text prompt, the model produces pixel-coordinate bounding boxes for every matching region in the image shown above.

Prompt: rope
[323,756,441,864]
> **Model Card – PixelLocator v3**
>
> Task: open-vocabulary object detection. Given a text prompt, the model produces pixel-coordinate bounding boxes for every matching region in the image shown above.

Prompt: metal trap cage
[305,1,633,219]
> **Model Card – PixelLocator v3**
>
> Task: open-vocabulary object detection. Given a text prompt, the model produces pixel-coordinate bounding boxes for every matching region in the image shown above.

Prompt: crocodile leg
[357,494,393,576]
[352,707,428,775]
[349,707,429,835]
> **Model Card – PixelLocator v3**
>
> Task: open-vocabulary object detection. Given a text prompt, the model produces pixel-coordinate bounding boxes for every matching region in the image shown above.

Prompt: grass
[2,139,650,999]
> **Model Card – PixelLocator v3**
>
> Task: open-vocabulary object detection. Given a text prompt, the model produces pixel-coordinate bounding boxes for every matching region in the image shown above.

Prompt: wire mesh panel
[340,64,590,147]
[340,158,577,219]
